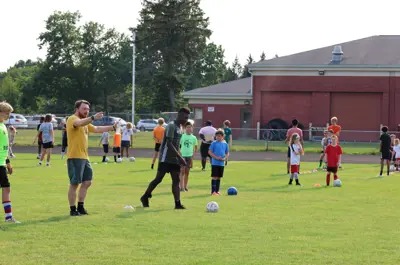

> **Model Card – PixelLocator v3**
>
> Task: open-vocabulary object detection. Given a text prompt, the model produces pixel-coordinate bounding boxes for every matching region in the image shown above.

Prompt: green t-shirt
[0,123,9,166]
[224,128,232,143]
[180,133,198,157]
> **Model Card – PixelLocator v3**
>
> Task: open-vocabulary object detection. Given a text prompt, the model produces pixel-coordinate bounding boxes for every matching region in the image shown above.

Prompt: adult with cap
[199,120,217,171]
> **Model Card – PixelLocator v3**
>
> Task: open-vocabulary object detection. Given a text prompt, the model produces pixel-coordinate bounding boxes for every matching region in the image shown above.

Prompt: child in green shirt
[179,122,198,192]
[223,120,232,166]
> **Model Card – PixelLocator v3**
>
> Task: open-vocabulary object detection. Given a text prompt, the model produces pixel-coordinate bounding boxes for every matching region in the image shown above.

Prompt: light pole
[131,29,136,124]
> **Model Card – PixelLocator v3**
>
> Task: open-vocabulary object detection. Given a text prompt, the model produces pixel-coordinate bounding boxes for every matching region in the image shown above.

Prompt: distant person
[199,120,217,171]
[99,131,110,163]
[318,130,333,169]
[33,116,45,159]
[325,135,342,186]
[285,119,303,174]
[223,120,232,166]
[393,138,400,171]
[288,133,303,186]
[121,122,134,160]
[140,107,190,210]
[379,126,391,177]
[328,117,341,139]
[208,129,229,195]
[61,117,69,159]
[7,126,16,158]
[38,114,54,166]
[151,118,165,169]
[66,99,117,216]
[179,121,198,192]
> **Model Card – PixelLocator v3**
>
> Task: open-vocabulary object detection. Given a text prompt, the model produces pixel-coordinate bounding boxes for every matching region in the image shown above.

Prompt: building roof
[249,35,400,67]
[183,77,251,98]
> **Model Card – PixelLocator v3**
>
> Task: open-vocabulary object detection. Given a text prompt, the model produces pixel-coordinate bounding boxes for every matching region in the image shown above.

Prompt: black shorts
[158,162,181,173]
[103,144,109,154]
[0,166,10,188]
[154,143,161,152]
[113,147,121,153]
[62,138,68,147]
[287,146,291,158]
[211,165,225,178]
[381,152,391,160]
[43,142,54,149]
[182,157,192,169]
[200,143,211,158]
[38,140,43,146]
[393,153,396,162]
[327,166,338,173]
[121,140,130,147]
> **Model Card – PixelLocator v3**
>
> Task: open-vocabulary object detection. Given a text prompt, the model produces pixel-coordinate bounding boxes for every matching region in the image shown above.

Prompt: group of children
[379,126,400,177]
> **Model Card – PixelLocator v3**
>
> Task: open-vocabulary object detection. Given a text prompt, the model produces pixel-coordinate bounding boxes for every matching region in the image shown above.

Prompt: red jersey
[325,144,343,167]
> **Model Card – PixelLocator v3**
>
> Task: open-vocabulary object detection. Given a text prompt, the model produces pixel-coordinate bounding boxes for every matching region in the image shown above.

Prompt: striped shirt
[159,121,183,165]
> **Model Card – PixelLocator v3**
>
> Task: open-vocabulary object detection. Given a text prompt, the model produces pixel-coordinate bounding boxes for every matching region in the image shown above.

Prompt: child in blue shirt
[208,129,230,195]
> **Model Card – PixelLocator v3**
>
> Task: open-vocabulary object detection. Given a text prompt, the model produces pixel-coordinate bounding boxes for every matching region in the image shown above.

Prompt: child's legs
[179,167,185,189]
[121,148,124,158]
[38,142,42,155]
[47,148,52,162]
[41,148,47,160]
[2,187,10,202]
[152,152,158,164]
[184,168,190,188]
[125,147,130,157]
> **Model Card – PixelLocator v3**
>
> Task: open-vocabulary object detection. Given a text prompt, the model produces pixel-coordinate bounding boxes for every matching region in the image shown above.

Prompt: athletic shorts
[200,143,211,158]
[211,165,224,178]
[158,162,181,173]
[62,138,68,147]
[381,152,391,160]
[154,143,161,152]
[327,166,338,173]
[393,153,396,162]
[103,144,109,154]
[0,166,10,188]
[182,157,192,169]
[113,147,121,153]
[121,140,130,147]
[38,140,43,146]
[43,142,54,149]
[67,159,93,185]
[290,165,299,174]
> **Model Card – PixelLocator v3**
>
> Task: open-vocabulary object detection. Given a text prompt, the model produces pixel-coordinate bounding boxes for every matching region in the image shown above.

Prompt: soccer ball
[129,157,135,162]
[227,187,238,195]
[206,201,219,213]
[104,157,109,162]
[333,179,342,187]
[117,158,122,163]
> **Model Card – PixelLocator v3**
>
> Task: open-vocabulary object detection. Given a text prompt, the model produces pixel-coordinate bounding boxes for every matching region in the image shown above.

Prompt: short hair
[292,119,298,126]
[382,126,388,133]
[0,101,14,113]
[205,120,212,126]
[215,129,225,136]
[178,107,190,115]
[331,134,338,139]
[224,120,231,127]
[185,121,192,127]
[74,100,90,109]
[44,114,52,123]
[158,118,165,125]
[40,116,45,122]
[395,138,400,146]
[126,122,133,129]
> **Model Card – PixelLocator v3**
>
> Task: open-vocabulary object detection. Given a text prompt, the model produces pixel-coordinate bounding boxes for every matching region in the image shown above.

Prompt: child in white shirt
[289,133,304,186]
[99,131,110,162]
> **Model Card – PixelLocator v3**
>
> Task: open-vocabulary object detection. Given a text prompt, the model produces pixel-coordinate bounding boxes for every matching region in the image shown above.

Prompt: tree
[275,54,279,58]
[260,51,266,61]
[241,54,254,78]
[231,56,242,79]
[136,0,212,111]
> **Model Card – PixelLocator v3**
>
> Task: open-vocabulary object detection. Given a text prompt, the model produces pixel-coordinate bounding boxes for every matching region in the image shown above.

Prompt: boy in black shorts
[208,129,230,195]
[379,126,391,177]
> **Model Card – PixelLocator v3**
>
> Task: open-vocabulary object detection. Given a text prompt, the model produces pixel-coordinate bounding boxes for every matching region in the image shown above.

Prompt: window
[194,108,203,119]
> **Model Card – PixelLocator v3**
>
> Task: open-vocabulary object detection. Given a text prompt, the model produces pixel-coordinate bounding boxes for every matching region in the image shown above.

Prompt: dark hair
[292,119,298,126]
[44,114,52,123]
[224,120,231,127]
[75,100,90,109]
[205,120,212,126]
[178,107,190,115]
[185,121,192,127]
[382,126,388,133]
[40,116,45,122]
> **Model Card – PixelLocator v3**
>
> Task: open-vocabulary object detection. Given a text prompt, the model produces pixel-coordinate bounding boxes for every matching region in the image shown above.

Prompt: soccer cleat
[296,182,302,186]
[140,196,150,208]
[5,218,21,224]
[77,207,88,215]
[288,180,293,185]
[70,210,80,216]
[174,204,186,210]
[151,164,154,169]
[38,162,42,166]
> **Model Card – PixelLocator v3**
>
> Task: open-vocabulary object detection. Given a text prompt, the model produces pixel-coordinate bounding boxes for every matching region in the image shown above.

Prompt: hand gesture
[6,163,13,175]
[93,112,104,120]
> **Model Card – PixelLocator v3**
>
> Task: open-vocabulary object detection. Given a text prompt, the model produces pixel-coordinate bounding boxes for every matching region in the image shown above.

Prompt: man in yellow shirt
[151,118,165,169]
[67,100,117,216]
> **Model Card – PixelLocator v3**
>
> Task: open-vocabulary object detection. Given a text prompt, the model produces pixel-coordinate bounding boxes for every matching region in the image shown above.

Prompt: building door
[240,108,252,139]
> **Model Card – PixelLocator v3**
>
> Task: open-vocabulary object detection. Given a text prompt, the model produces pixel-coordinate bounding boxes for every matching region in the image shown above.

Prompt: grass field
[1,154,400,264]
[13,129,381,155]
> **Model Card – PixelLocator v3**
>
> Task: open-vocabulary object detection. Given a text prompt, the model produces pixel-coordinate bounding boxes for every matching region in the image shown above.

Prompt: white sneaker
[61,152,65,159]
[46,162,50,166]
[10,154,15,158]
[5,218,21,224]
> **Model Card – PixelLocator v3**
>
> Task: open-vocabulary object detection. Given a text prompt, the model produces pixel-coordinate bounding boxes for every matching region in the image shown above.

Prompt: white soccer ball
[129,157,135,162]
[117,158,122,163]
[105,157,109,162]
[206,201,219,213]
[333,179,342,187]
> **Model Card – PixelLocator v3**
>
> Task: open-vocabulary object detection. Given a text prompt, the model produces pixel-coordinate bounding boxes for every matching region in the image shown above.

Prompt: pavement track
[12,146,379,164]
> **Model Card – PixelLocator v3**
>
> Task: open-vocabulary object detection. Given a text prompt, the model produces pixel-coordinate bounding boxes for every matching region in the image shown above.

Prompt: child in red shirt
[324,135,343,186]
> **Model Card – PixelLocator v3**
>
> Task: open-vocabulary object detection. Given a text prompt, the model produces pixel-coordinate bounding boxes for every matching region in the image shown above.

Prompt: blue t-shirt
[209,140,229,166]
[39,122,53,143]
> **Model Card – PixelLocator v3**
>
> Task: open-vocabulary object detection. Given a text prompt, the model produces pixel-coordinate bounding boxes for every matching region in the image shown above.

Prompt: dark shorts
[43,142,54,149]
[154,143,161,152]
[103,144,109,154]
[327,166,338,173]
[38,140,43,146]
[67,159,93,185]
[201,143,211,158]
[158,162,181,173]
[0,166,10,188]
[381,152,391,160]
[211,165,225,178]
[121,140,130,147]
[182,157,192,169]
[287,146,291,158]
[393,152,396,162]
[113,147,121,153]
[62,138,68,147]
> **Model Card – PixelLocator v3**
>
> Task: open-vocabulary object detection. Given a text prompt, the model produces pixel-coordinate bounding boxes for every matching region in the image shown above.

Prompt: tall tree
[241,54,254,78]
[231,56,242,79]
[260,51,266,61]
[136,0,212,111]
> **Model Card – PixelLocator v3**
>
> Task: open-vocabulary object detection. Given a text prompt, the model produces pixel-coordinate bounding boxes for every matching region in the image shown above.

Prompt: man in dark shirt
[140,107,190,209]
[379,126,391,177]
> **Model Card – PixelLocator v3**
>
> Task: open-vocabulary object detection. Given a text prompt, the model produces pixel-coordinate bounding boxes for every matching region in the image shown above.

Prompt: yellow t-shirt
[67,115,95,159]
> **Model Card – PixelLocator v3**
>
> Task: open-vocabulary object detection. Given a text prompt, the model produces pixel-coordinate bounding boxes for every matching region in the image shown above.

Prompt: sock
[380,169,383,175]
[294,173,298,180]
[334,175,338,180]
[2,201,12,220]
[114,156,117,162]
[202,159,206,169]
[77,202,84,210]
[102,156,106,162]
[151,164,154,169]
[70,205,77,212]
[290,173,294,180]
[319,160,322,167]
[211,179,216,193]
[216,180,221,192]
[326,174,330,185]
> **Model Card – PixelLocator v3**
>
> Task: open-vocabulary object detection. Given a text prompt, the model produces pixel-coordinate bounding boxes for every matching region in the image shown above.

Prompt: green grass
[2,154,400,264]
[14,129,381,154]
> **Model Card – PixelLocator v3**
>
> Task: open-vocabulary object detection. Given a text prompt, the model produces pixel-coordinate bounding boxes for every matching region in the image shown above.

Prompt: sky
[1,0,400,72]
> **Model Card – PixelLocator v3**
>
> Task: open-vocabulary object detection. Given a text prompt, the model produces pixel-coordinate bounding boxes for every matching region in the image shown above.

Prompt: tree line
[0,0,273,115]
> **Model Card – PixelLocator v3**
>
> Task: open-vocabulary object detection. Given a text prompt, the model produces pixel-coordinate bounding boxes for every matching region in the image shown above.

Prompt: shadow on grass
[0,215,71,230]
[116,207,171,218]
[240,184,330,193]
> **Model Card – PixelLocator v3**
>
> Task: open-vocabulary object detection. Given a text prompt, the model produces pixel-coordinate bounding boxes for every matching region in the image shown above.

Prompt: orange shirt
[153,125,165,144]
[328,125,341,136]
